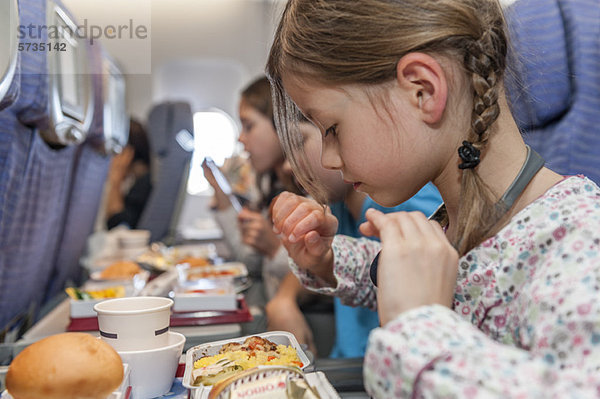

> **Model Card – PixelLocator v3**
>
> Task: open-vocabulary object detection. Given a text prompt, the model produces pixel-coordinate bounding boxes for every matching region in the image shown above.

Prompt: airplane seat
[0,0,95,333]
[137,102,194,244]
[45,44,122,300]
[0,0,20,111]
[45,145,111,300]
[10,0,48,127]
[0,0,53,334]
[91,52,129,156]
[504,0,600,184]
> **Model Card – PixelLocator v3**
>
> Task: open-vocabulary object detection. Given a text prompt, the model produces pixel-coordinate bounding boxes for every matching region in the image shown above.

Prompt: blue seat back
[11,0,49,129]
[0,0,82,330]
[137,102,194,243]
[0,125,77,330]
[45,41,111,300]
[46,144,110,299]
[505,0,600,184]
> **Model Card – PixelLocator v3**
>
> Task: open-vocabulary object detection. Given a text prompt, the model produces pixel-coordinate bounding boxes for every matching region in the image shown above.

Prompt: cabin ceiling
[61,0,284,119]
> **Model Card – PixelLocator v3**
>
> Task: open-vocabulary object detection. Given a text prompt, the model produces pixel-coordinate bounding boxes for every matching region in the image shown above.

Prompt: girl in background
[203,76,303,302]
[105,119,152,230]
[267,0,600,397]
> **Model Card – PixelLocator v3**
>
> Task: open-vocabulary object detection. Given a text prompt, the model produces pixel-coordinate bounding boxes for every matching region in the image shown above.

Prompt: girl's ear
[395,52,448,125]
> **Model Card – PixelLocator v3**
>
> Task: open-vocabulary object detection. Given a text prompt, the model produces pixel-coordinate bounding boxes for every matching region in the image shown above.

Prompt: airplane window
[187,110,239,195]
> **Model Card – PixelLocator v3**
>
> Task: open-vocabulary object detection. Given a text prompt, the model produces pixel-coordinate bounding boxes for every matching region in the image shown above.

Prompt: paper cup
[94,296,173,351]
[117,229,151,249]
[118,332,185,399]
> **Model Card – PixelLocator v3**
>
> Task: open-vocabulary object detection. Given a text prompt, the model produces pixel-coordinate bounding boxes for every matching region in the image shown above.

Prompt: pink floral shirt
[290,176,600,398]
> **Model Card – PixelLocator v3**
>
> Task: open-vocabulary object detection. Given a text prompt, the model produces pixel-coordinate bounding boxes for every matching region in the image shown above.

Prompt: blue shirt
[328,182,442,358]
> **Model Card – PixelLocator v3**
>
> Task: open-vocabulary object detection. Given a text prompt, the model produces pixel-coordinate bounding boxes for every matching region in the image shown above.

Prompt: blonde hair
[267,0,509,255]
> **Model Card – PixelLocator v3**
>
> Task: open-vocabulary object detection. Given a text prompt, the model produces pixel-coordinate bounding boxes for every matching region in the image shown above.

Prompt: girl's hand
[265,295,317,356]
[238,208,281,258]
[202,159,233,211]
[361,209,458,325]
[270,192,339,285]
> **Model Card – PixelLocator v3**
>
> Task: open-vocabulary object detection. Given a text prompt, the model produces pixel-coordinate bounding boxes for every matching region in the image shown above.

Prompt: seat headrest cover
[147,102,193,157]
[13,0,49,126]
[504,0,572,129]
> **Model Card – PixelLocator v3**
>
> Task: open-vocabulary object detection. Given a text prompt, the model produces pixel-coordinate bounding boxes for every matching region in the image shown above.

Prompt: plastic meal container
[182,331,311,394]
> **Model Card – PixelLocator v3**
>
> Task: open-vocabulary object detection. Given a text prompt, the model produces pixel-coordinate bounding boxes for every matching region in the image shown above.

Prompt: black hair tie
[458,140,481,169]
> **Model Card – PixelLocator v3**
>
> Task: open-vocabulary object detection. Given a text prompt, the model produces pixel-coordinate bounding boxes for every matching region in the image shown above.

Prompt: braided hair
[456,23,508,253]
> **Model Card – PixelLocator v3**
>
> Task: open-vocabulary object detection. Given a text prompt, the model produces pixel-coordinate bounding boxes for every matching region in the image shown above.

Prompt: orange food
[187,269,237,280]
[178,256,211,267]
[185,288,227,295]
[100,260,141,279]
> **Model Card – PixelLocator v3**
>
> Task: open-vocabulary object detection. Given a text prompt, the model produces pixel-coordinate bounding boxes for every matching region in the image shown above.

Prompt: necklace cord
[369,145,545,287]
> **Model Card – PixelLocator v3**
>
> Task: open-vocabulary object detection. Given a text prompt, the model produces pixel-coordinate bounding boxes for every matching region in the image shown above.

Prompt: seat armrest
[313,357,365,393]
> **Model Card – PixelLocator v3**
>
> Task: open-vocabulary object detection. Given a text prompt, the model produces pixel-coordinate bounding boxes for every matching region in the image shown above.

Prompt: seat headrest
[147,102,193,157]
[12,0,49,125]
[504,0,572,130]
[86,41,105,143]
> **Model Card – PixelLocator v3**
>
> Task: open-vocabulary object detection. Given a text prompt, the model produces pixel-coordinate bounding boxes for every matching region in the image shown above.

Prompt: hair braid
[455,23,508,254]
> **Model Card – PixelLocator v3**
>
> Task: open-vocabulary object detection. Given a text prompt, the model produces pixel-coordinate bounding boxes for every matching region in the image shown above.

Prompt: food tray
[70,297,114,318]
[67,297,252,331]
[172,279,237,312]
[136,244,218,271]
[68,285,136,318]
[170,244,218,262]
[177,262,248,282]
[182,331,311,393]
[68,272,149,318]
[81,249,148,273]
[90,269,150,284]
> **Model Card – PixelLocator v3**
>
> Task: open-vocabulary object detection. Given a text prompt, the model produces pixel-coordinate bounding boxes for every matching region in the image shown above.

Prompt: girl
[267,0,600,397]
[106,119,152,230]
[202,76,303,302]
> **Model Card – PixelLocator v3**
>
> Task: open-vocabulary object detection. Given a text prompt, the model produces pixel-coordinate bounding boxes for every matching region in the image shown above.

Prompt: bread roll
[6,332,124,399]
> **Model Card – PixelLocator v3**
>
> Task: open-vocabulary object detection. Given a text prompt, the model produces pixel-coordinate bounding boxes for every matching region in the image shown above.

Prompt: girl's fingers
[238,210,263,228]
[241,220,264,236]
[238,208,261,219]
[428,219,448,241]
[242,229,259,244]
[364,208,404,242]
[279,204,321,240]
[271,194,302,233]
[365,209,436,244]
[303,230,325,255]
[359,221,379,238]
[288,209,326,243]
[404,211,432,237]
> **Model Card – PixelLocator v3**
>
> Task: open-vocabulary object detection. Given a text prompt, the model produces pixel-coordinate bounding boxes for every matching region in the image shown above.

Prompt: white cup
[94,296,173,351]
[117,229,151,249]
[118,331,186,399]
